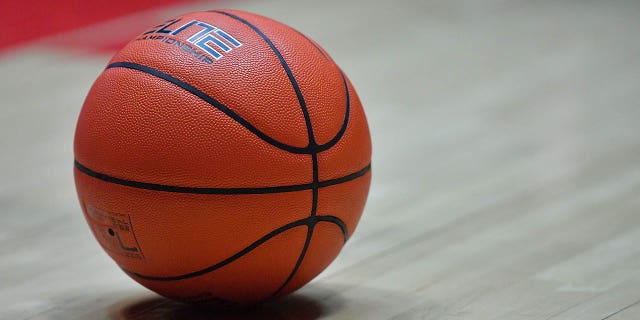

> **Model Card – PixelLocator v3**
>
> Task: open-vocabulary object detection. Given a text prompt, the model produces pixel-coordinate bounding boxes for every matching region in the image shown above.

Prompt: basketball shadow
[108,289,343,320]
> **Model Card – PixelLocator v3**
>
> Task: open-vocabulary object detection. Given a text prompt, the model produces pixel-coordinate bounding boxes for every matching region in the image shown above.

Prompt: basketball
[73,9,371,306]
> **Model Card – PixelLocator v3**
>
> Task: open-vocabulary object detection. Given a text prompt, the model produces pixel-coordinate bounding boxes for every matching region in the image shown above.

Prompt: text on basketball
[139,19,242,64]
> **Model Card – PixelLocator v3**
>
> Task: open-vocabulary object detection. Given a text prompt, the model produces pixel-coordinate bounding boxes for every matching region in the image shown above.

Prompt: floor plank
[2,0,640,319]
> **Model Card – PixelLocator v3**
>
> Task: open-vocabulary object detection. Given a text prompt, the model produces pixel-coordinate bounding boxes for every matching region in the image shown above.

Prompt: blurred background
[2,0,640,319]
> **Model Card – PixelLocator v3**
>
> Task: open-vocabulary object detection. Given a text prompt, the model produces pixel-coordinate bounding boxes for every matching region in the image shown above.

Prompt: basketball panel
[317,172,372,237]
[74,168,313,277]
[277,222,346,296]
[135,226,309,305]
[317,76,372,181]
[74,68,313,188]
[220,9,347,146]
[109,11,311,149]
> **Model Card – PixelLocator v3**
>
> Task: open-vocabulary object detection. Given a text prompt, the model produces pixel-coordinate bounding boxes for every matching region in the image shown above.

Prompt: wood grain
[2,0,640,319]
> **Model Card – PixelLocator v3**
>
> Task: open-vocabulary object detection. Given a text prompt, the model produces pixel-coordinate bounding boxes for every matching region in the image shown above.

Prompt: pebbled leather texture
[74,9,371,305]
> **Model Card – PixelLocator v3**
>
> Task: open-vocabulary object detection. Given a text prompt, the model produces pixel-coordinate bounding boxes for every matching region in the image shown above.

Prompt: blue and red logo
[139,19,242,64]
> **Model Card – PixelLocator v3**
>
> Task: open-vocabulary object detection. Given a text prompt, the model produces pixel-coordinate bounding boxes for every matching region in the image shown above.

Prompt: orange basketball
[74,9,371,306]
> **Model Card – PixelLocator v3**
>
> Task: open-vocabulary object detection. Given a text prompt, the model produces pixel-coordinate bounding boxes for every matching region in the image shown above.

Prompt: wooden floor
[2,0,640,319]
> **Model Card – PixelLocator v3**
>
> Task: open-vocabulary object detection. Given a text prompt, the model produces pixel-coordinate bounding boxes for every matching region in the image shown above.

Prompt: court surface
[2,0,640,319]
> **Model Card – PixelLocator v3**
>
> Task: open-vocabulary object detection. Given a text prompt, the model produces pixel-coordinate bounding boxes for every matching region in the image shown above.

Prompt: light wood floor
[2,0,640,319]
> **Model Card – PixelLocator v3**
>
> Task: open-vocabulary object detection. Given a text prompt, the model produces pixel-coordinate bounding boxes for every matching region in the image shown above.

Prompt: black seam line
[207,11,349,297]
[316,216,349,242]
[124,214,348,281]
[273,155,320,295]
[310,153,319,216]
[105,61,349,154]
[274,225,314,295]
[106,61,309,155]
[287,26,353,153]
[321,71,351,151]
[212,10,317,147]
[74,160,371,194]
